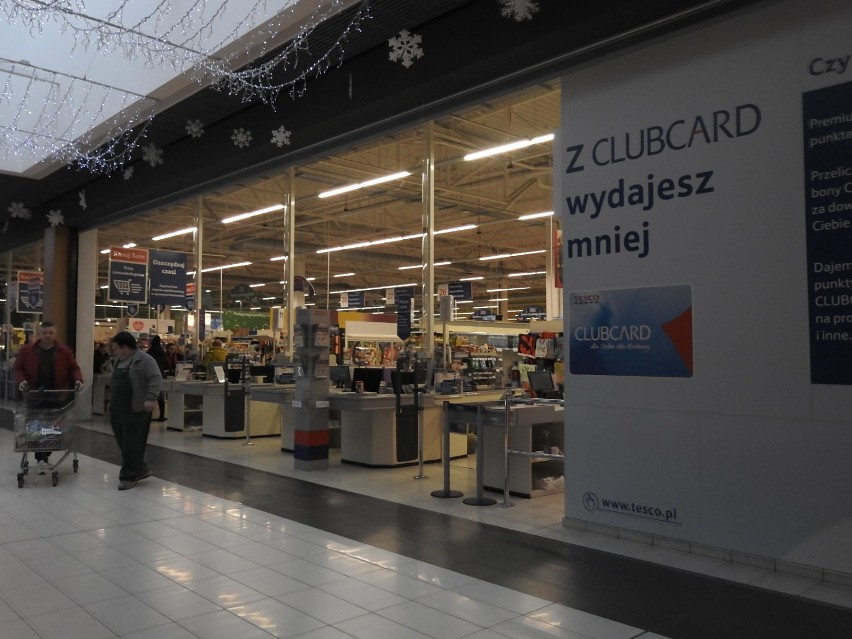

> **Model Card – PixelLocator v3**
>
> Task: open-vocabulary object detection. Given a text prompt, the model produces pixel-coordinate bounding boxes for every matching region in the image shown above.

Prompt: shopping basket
[14,389,79,487]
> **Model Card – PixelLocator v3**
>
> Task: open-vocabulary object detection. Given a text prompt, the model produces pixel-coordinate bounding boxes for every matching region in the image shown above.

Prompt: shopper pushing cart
[12,321,84,483]
[15,389,80,487]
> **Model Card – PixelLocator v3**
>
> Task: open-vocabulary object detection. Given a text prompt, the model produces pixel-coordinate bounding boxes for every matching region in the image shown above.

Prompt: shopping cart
[14,389,79,487]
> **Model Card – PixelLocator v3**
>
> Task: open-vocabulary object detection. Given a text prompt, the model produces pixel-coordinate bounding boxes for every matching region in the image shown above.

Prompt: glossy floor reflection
[2,414,852,638]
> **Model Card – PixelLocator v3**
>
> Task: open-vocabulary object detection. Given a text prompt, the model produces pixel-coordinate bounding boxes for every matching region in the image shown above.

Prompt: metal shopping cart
[14,389,79,487]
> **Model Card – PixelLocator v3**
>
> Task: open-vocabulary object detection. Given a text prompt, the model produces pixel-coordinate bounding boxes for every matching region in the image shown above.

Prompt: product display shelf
[460,353,502,390]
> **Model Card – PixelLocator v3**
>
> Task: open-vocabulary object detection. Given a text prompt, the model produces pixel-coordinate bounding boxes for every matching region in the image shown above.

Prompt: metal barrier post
[463,403,497,507]
[242,359,253,447]
[431,402,462,498]
[498,391,514,508]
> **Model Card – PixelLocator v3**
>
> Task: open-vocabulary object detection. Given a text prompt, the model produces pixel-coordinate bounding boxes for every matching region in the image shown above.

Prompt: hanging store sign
[447,281,473,301]
[396,288,412,340]
[518,305,547,320]
[16,271,43,314]
[339,291,364,308]
[108,247,148,303]
[185,282,197,311]
[149,250,188,308]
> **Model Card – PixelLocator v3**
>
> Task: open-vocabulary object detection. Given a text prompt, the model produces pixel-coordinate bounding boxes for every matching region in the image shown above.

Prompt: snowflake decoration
[499,0,540,21]
[47,210,64,227]
[185,119,205,138]
[232,128,252,148]
[141,143,164,167]
[123,166,134,181]
[78,190,87,211]
[271,126,292,148]
[8,202,31,220]
[388,29,423,68]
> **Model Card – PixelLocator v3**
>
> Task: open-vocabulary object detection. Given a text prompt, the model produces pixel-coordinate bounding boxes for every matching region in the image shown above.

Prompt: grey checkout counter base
[480,402,565,498]
[333,392,471,467]
[252,387,467,468]
[169,381,281,439]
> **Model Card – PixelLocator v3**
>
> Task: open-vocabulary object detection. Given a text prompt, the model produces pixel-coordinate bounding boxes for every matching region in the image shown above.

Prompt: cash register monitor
[527,371,560,398]
[351,367,383,393]
[329,365,351,388]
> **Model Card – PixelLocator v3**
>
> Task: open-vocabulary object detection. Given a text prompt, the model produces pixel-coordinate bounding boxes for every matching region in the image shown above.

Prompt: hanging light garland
[0,0,372,173]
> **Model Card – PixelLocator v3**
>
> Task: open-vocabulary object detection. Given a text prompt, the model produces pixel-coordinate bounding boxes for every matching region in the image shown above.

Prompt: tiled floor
[3,412,852,638]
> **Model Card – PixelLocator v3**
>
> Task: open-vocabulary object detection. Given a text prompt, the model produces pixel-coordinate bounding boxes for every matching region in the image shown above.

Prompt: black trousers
[110,410,152,481]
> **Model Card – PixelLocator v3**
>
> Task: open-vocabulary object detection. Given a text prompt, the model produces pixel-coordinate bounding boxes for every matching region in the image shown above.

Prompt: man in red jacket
[13,321,84,473]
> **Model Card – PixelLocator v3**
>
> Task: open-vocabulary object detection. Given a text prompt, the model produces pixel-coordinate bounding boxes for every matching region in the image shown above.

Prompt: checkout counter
[168,380,281,438]
[251,383,492,467]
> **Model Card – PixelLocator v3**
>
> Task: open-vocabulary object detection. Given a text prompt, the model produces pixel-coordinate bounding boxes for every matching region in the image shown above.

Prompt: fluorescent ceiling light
[434,224,477,235]
[333,272,355,277]
[249,307,262,310]
[306,277,316,281]
[318,226,475,254]
[318,170,412,198]
[479,249,546,261]
[455,299,473,304]
[487,286,530,292]
[473,305,499,309]
[460,276,484,281]
[331,282,416,294]
[99,248,110,254]
[200,261,252,273]
[463,133,554,161]
[249,283,266,288]
[261,296,276,300]
[269,255,288,261]
[507,270,547,278]
[152,226,196,241]
[489,297,509,302]
[398,261,451,270]
[122,242,136,249]
[518,210,554,220]
[221,203,285,224]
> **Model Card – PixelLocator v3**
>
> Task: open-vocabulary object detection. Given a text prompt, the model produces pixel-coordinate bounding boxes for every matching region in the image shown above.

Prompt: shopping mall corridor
[1,416,851,638]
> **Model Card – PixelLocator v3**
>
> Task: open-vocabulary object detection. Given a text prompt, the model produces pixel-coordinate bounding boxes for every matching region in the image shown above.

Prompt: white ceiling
[0,0,360,176]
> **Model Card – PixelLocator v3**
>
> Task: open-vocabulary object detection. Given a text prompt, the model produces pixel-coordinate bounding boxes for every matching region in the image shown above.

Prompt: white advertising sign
[559,0,852,572]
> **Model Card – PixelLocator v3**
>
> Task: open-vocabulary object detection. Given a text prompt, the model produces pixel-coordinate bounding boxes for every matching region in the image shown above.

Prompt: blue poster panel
[149,250,187,308]
[108,247,148,303]
[802,79,852,384]
[447,281,472,301]
[569,284,693,377]
[396,289,412,339]
[16,271,43,314]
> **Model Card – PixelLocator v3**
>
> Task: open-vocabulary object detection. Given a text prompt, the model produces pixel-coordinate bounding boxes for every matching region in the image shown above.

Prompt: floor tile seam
[371,599,495,635]
[60,427,852,625]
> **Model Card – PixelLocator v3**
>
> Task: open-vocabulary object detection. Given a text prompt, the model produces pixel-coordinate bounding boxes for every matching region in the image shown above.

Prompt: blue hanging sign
[397,289,412,340]
[108,247,148,303]
[17,271,44,314]
[448,281,473,301]
[149,250,187,308]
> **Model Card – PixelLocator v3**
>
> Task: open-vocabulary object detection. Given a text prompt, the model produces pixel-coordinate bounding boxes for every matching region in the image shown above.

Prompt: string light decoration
[0,56,155,172]
[0,0,373,173]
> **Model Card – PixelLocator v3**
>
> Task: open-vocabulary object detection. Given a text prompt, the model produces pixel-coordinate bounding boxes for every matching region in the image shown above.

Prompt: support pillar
[42,226,72,343]
[292,307,330,470]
